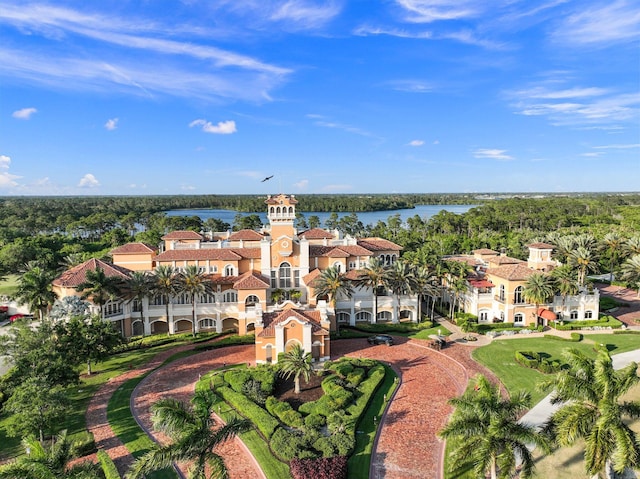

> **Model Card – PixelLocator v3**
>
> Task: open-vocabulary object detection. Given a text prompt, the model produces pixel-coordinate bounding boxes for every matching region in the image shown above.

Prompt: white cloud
[294,179,309,189]
[408,140,425,146]
[270,1,342,30]
[104,118,119,130]
[473,148,514,161]
[554,1,640,45]
[433,140,440,144]
[387,79,434,93]
[395,0,480,23]
[313,120,373,137]
[12,107,37,119]
[181,185,196,191]
[78,173,100,188]
[581,152,601,157]
[189,119,237,134]
[593,143,640,149]
[0,155,21,188]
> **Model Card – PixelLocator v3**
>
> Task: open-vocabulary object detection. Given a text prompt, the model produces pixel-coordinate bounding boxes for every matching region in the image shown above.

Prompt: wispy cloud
[78,173,99,188]
[553,1,640,45]
[12,107,37,119]
[395,0,480,23]
[386,79,434,93]
[294,179,309,189]
[593,143,640,149]
[408,140,425,146]
[270,1,342,30]
[354,25,433,39]
[473,148,514,161]
[189,119,237,134]
[104,118,118,131]
[313,120,374,137]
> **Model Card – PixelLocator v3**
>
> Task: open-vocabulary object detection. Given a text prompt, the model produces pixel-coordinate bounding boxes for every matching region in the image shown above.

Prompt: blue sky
[1,1,639,195]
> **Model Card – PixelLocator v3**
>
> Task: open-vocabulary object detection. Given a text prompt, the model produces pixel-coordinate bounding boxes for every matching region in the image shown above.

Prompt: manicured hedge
[290,456,348,479]
[193,334,255,351]
[265,396,304,429]
[349,321,433,334]
[613,330,640,335]
[514,351,561,374]
[346,368,365,387]
[549,316,622,330]
[543,333,583,342]
[97,450,120,479]
[346,364,385,419]
[216,386,279,439]
[270,428,316,462]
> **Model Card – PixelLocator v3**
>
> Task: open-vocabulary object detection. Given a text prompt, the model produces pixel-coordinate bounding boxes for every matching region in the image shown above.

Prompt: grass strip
[348,362,399,479]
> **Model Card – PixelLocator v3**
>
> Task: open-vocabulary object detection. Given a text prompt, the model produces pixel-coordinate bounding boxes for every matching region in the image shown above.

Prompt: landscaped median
[196,357,398,479]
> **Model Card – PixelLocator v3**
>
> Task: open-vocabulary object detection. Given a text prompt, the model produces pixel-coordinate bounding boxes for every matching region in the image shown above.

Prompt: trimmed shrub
[332,362,354,378]
[251,366,276,394]
[97,450,120,479]
[224,370,251,393]
[329,432,355,456]
[270,428,310,462]
[290,456,348,479]
[217,386,279,439]
[613,330,640,335]
[514,351,540,369]
[304,413,326,430]
[265,396,304,428]
[193,334,255,351]
[550,316,622,330]
[346,368,365,387]
[543,333,583,342]
[312,436,335,457]
[242,379,268,406]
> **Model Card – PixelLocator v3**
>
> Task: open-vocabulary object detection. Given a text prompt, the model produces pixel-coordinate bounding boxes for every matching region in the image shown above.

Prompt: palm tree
[626,236,640,257]
[620,254,640,298]
[152,265,179,335]
[0,430,102,478]
[439,375,549,479]
[413,264,438,322]
[551,265,579,320]
[383,260,416,323]
[569,246,598,287]
[75,267,124,319]
[128,389,251,479]
[177,265,213,337]
[278,343,313,394]
[313,266,353,315]
[14,263,56,321]
[122,271,153,336]
[601,232,625,283]
[523,272,555,326]
[353,257,387,323]
[540,349,640,477]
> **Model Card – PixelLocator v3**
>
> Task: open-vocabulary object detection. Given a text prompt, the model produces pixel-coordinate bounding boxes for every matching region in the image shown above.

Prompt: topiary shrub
[265,396,304,428]
[290,456,348,479]
[97,450,120,479]
[224,370,251,393]
[346,368,365,387]
[329,432,355,456]
[514,351,540,369]
[270,427,309,462]
[217,386,279,439]
[312,436,335,457]
[304,413,326,431]
[242,379,268,406]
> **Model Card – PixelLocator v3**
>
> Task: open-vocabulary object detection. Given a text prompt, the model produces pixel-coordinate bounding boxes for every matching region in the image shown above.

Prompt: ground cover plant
[204,356,387,478]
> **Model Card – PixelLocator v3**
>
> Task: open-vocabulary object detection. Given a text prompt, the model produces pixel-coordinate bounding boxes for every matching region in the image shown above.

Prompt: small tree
[279,343,313,394]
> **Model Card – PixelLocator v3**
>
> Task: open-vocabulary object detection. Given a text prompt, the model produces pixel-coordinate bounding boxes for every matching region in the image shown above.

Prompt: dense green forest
[0,193,639,279]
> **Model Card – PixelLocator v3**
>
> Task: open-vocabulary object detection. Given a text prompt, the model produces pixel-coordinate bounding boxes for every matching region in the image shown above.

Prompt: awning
[537,308,557,321]
[469,279,494,288]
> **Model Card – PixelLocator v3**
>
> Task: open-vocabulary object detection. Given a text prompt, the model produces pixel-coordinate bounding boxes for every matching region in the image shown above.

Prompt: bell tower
[265,194,297,240]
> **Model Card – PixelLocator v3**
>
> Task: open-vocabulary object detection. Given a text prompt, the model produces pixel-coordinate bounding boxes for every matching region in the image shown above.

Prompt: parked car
[367,334,394,346]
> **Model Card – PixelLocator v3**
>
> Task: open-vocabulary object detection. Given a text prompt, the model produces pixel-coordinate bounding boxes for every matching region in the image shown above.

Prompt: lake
[166,204,476,227]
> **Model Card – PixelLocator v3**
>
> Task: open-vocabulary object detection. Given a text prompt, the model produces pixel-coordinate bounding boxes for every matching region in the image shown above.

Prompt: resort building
[52,194,414,364]
[444,244,599,327]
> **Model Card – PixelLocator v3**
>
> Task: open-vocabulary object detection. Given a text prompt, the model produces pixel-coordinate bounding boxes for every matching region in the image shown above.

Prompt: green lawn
[0,274,19,296]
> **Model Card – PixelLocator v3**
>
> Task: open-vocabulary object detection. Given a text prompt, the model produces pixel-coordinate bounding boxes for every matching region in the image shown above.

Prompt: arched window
[500,311,505,322]
[289,206,294,215]
[584,310,593,319]
[276,206,281,215]
[479,310,489,322]
[199,293,216,304]
[514,286,524,304]
[570,310,579,320]
[514,313,524,324]
[499,285,505,301]
[245,295,259,306]
[265,344,273,363]
[377,311,392,322]
[224,264,235,276]
[174,293,189,304]
[199,318,215,329]
[400,310,412,320]
[270,207,274,215]
[356,311,372,322]
[336,312,350,323]
[223,290,238,303]
[279,262,291,288]
[333,262,342,273]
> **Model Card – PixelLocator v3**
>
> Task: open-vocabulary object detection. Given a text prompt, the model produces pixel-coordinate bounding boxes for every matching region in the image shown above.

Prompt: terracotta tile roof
[327,248,350,258]
[155,249,242,262]
[299,228,334,239]
[472,248,498,255]
[53,258,132,288]
[309,245,336,257]
[228,229,265,241]
[444,255,482,267]
[233,271,270,290]
[258,308,327,337]
[357,238,402,252]
[527,242,555,249]
[336,245,373,256]
[486,264,536,281]
[161,230,203,240]
[487,256,525,266]
[309,244,372,258]
[265,194,298,205]
[231,248,263,259]
[110,243,157,254]
[302,268,322,285]
[344,270,360,280]
[469,279,494,288]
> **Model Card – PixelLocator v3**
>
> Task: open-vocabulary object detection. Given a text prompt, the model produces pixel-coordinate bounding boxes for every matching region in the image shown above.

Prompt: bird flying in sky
[261,175,274,182]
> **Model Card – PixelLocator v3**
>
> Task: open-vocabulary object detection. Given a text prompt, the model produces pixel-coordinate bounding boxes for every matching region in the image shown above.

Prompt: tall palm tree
[569,246,598,287]
[523,272,555,326]
[353,257,387,323]
[152,265,179,335]
[383,260,416,323]
[620,254,640,298]
[278,343,313,394]
[122,271,153,336]
[75,267,124,319]
[540,349,640,477]
[177,265,213,337]
[128,389,251,479]
[601,232,625,283]
[0,430,102,478]
[14,263,56,321]
[439,375,549,479]
[413,264,438,322]
[551,265,579,319]
[313,266,353,316]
